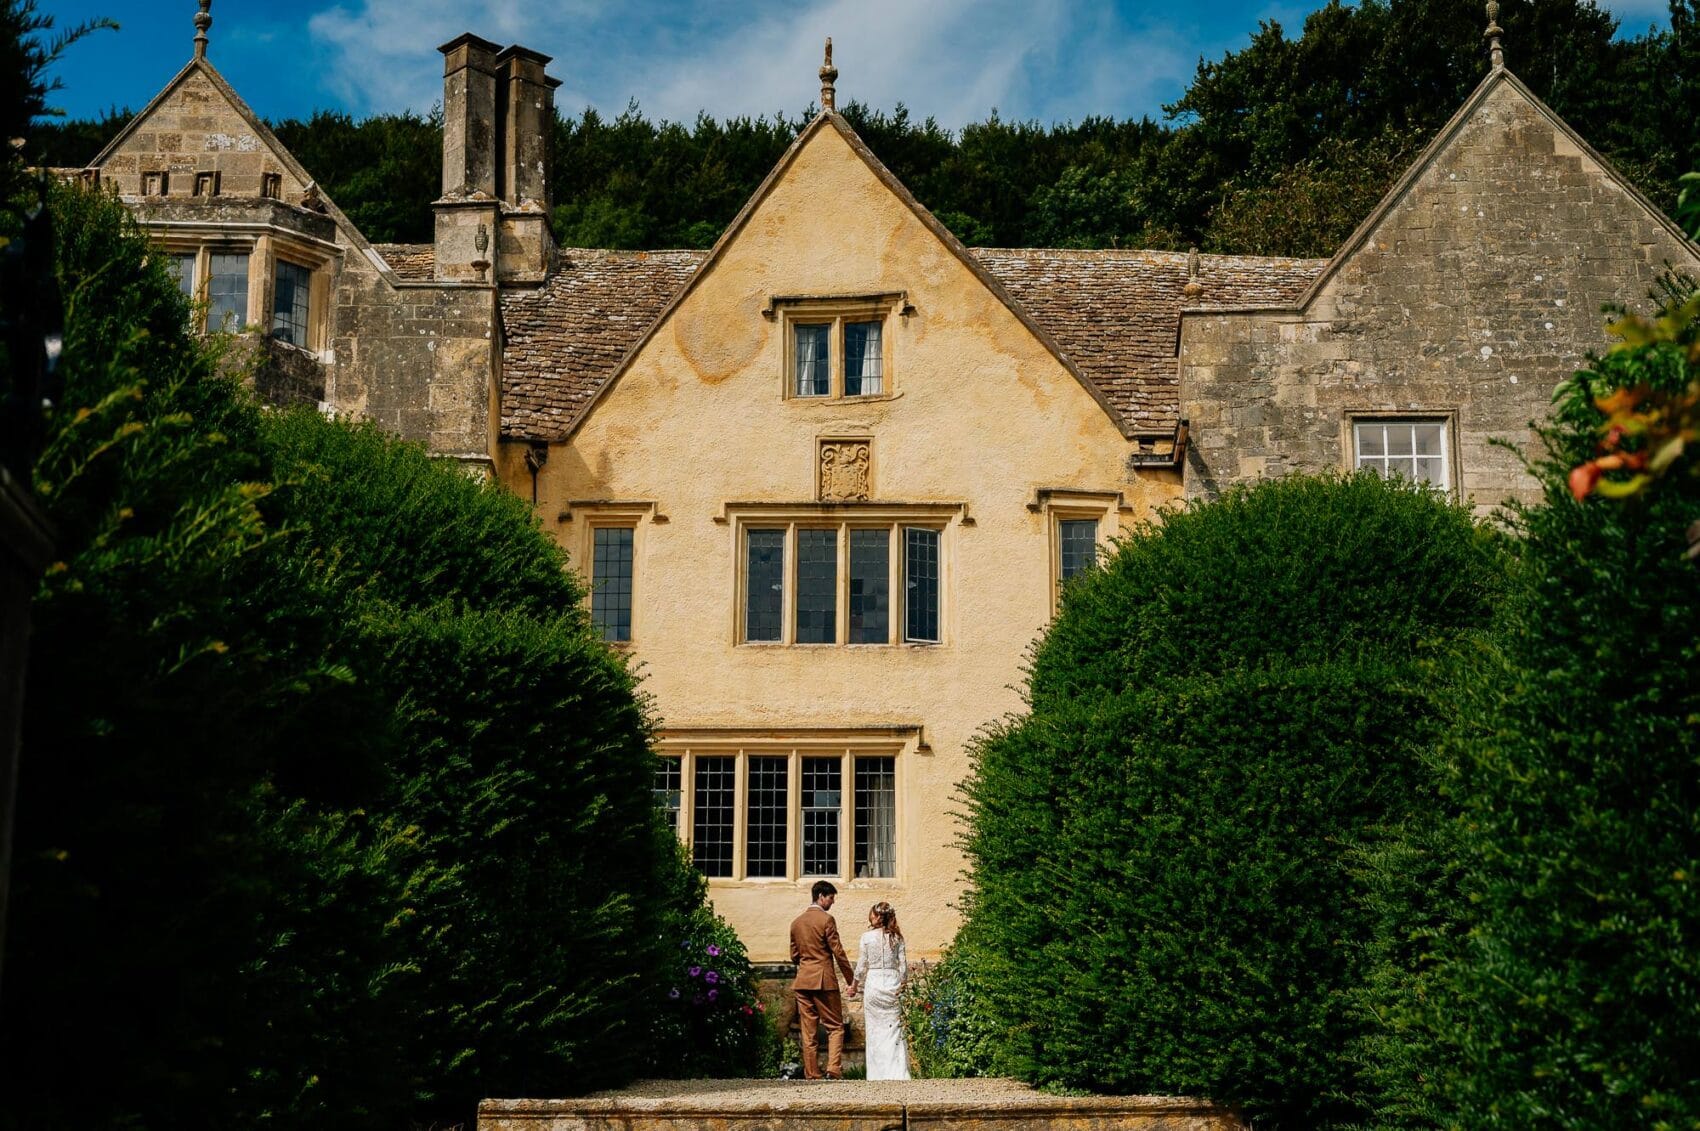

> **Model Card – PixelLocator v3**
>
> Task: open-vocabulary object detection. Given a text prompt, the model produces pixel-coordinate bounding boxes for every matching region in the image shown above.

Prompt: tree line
[31,0,1700,258]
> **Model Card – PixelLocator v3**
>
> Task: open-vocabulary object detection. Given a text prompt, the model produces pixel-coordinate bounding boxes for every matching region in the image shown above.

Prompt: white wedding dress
[854,928,911,1080]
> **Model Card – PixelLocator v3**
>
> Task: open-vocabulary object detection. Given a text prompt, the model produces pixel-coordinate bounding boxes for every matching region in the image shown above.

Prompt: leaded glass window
[746,756,789,878]
[796,528,837,644]
[794,323,830,397]
[169,252,196,299]
[848,529,889,644]
[801,757,841,877]
[271,259,311,347]
[207,252,249,332]
[1059,519,1098,582]
[692,756,735,878]
[855,756,896,878]
[904,527,939,644]
[591,526,634,643]
[654,757,681,833]
[745,529,785,642]
[844,320,883,396]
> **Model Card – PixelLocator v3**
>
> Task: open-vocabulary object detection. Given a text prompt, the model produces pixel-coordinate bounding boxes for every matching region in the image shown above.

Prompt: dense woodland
[33,0,1700,258]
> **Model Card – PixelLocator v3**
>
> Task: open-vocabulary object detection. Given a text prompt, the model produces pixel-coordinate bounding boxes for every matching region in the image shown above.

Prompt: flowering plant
[650,906,776,1076]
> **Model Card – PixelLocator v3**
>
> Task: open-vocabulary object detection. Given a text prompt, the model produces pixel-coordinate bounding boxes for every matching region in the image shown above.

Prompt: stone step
[478,1078,1246,1130]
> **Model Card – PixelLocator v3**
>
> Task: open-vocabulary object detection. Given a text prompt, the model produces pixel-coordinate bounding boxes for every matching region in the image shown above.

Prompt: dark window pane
[849,528,889,644]
[591,526,634,642]
[655,757,681,834]
[855,756,896,878]
[207,252,249,332]
[693,756,735,878]
[844,320,883,395]
[796,528,837,644]
[745,529,785,642]
[272,258,312,346]
[904,527,939,643]
[1059,519,1098,582]
[801,757,841,876]
[746,756,789,878]
[795,323,830,396]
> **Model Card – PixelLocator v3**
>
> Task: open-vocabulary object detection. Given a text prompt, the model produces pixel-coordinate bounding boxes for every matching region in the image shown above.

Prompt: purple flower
[707,989,719,1002]
[668,988,681,1000]
[688,965,701,978]
[706,944,721,957]
[705,970,719,984]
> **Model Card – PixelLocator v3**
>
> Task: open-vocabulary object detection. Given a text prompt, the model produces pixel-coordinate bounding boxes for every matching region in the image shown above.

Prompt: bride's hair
[869,901,902,942]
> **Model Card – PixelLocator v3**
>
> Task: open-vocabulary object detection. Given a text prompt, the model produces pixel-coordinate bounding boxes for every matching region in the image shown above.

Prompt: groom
[789,880,857,1080]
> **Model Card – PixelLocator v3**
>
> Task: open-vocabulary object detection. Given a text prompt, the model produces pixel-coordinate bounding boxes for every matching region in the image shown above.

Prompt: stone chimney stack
[496,45,560,209]
[434,34,559,284]
[439,34,501,200]
[435,34,502,283]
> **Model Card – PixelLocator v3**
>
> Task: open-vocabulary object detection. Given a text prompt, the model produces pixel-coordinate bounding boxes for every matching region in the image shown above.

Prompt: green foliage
[648,862,777,1078]
[959,474,1502,1124]
[271,110,443,243]
[0,0,114,198]
[1367,281,1700,1128]
[1,180,734,1129]
[900,948,1000,1079]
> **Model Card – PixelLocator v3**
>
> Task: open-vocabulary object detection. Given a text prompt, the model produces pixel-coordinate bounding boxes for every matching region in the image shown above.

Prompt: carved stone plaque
[819,440,871,502]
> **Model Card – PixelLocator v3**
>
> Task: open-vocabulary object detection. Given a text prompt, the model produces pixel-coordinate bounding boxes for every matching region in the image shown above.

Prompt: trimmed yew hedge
[958,474,1501,1125]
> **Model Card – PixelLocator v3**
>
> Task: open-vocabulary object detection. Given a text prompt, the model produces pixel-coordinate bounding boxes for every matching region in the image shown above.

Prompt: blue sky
[41,0,1677,130]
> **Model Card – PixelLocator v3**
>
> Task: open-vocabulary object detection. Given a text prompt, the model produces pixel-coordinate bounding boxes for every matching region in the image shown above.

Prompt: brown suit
[789,904,857,1078]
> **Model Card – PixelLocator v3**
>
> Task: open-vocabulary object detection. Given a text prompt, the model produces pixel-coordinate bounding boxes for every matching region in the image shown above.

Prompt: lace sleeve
[854,931,869,984]
[895,936,906,977]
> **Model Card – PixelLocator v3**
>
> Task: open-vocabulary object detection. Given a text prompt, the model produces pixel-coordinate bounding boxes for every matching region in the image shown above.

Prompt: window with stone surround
[589,524,636,643]
[206,251,250,332]
[1032,489,1123,608]
[1352,417,1451,490]
[738,517,944,646]
[657,733,905,882]
[778,297,895,400]
[271,258,312,347]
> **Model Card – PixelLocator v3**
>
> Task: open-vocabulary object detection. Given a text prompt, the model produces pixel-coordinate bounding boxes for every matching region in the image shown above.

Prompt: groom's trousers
[795,989,845,1078]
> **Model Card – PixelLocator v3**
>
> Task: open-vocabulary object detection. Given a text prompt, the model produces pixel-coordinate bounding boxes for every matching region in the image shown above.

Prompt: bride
[853,901,910,1080]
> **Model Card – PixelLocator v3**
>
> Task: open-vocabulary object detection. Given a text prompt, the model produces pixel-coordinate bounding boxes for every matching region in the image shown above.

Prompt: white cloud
[306,0,1212,129]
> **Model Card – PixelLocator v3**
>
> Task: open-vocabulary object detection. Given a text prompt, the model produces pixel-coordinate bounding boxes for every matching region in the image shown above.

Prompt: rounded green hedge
[959,473,1501,1124]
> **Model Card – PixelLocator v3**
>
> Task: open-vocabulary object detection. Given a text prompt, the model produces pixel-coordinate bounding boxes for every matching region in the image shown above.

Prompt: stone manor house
[80,7,1699,961]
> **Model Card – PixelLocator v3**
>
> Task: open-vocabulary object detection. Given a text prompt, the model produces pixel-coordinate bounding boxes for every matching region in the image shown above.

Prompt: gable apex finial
[194,0,212,59]
[819,37,838,112]
[1485,0,1505,70]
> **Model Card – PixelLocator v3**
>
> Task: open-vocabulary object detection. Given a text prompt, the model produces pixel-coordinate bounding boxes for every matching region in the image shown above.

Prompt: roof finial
[193,0,212,59]
[1183,246,1204,298]
[1484,0,1505,70]
[819,37,838,112]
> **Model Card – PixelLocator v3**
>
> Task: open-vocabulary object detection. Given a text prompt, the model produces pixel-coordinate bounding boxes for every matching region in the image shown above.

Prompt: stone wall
[329,250,498,464]
[1180,74,1700,512]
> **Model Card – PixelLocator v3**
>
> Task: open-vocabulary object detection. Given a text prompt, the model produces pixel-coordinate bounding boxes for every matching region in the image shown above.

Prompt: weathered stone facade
[1180,72,1699,511]
[85,14,1699,962]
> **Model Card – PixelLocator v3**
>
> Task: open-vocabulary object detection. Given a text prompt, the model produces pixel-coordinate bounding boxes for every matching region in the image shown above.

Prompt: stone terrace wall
[329,250,498,464]
[1179,75,1700,512]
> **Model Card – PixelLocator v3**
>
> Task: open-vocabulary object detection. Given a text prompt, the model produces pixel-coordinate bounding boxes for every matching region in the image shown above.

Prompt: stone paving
[478,1077,1246,1130]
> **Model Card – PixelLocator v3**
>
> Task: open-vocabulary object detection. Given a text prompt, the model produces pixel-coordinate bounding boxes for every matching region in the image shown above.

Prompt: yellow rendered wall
[499,121,1179,961]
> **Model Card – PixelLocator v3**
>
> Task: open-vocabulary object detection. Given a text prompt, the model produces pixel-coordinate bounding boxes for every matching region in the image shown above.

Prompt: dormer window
[778,297,896,400]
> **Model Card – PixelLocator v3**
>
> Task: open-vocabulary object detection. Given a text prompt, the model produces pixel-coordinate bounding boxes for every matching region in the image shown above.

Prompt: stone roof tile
[372,243,435,282]
[494,246,1327,441]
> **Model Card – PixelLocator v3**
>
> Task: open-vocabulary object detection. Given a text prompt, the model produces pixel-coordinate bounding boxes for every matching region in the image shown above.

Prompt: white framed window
[738,517,944,646]
[781,300,893,400]
[1353,418,1451,490]
[657,732,906,882]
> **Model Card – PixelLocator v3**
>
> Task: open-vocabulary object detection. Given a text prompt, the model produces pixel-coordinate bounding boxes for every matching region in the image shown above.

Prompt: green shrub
[901,946,1000,1079]
[959,473,1502,1125]
[2,182,727,1129]
[1372,283,1700,1128]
